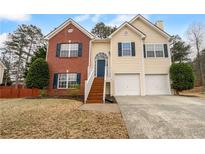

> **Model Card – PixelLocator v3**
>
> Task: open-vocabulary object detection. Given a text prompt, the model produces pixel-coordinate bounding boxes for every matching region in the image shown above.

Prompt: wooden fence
[0,86,40,98]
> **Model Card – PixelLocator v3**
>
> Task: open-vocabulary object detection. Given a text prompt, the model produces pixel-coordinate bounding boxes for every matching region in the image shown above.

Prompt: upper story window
[145,44,167,58]
[155,44,164,57]
[118,42,135,57]
[146,44,155,57]
[122,43,132,56]
[56,43,82,58]
[60,43,79,57]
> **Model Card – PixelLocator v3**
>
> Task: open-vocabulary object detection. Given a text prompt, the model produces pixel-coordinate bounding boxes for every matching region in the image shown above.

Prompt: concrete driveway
[116,96,205,139]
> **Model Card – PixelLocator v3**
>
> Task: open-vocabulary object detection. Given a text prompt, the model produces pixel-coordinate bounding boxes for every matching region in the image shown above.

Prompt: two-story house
[45,14,172,103]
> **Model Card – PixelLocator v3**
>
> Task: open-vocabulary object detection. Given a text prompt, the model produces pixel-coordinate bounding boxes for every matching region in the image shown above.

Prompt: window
[155,44,164,57]
[145,44,164,58]
[58,74,67,88]
[60,44,69,57]
[122,43,131,56]
[67,73,77,88]
[60,43,79,57]
[58,73,78,89]
[70,44,79,57]
[146,44,155,57]
[68,28,73,33]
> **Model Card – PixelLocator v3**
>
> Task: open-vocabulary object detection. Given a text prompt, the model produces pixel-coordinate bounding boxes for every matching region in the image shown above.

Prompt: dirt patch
[180,87,205,100]
[0,99,128,139]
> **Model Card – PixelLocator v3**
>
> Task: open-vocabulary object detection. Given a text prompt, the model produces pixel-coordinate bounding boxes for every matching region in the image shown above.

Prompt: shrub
[40,88,47,97]
[170,63,195,95]
[26,58,49,89]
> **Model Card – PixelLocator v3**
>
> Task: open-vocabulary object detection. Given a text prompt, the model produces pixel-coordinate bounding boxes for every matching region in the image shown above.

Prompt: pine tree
[3,24,45,88]
[170,35,191,63]
[24,46,47,78]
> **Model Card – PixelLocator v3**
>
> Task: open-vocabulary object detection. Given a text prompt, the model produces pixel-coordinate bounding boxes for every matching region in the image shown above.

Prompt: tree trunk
[196,44,205,92]
[175,90,180,95]
[26,40,33,64]
[15,56,22,88]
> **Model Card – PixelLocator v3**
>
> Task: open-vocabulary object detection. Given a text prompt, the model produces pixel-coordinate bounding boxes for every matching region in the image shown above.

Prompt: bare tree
[0,47,13,86]
[20,24,45,64]
[187,22,205,92]
[2,24,45,88]
[4,30,29,88]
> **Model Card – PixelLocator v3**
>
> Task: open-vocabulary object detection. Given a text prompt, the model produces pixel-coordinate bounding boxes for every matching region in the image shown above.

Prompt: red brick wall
[47,23,91,96]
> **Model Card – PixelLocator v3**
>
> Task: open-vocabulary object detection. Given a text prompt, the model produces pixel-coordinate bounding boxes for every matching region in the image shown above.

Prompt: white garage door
[145,74,170,95]
[115,74,140,96]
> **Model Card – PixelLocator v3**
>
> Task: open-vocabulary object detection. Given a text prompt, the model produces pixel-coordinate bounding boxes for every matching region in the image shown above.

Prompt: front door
[97,60,105,77]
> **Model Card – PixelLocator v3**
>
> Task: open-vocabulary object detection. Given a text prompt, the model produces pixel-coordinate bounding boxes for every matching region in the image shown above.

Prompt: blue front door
[97,60,105,77]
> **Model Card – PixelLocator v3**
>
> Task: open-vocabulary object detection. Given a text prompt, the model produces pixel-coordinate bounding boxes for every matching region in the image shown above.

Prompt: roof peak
[45,18,95,40]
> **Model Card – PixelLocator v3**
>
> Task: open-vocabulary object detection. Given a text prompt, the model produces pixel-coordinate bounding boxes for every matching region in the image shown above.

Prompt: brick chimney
[155,20,164,30]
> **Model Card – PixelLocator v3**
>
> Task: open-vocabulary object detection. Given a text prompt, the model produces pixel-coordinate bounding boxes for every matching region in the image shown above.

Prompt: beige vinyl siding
[145,59,171,74]
[131,18,169,43]
[89,17,171,96]
[131,18,171,74]
[111,26,144,73]
[91,42,110,68]
[110,26,145,95]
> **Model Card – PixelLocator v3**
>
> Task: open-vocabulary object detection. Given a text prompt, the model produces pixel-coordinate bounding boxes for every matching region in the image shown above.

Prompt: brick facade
[47,23,91,96]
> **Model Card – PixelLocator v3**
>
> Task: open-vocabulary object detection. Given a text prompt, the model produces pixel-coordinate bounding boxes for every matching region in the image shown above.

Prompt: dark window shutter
[56,43,61,57]
[143,44,146,58]
[118,42,122,56]
[53,73,58,89]
[164,44,168,57]
[77,73,81,84]
[131,42,135,56]
[78,43,82,57]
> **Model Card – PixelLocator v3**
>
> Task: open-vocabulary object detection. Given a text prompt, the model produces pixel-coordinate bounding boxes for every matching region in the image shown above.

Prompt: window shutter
[78,43,82,57]
[143,44,146,58]
[53,73,58,89]
[164,44,168,57]
[56,43,61,57]
[77,73,81,84]
[131,42,135,56]
[118,42,122,56]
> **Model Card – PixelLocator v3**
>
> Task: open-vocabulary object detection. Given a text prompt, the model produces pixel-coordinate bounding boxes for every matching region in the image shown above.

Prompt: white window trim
[155,44,164,58]
[145,43,165,58]
[57,74,68,89]
[60,43,79,57]
[57,73,78,89]
[121,42,132,56]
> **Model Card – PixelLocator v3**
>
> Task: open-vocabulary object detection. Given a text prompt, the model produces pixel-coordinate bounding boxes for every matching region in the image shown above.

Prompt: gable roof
[108,22,146,39]
[45,18,95,40]
[129,14,171,39]
[0,61,6,69]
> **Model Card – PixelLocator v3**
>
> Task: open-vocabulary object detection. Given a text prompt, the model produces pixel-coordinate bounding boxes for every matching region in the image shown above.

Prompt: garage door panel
[115,74,140,96]
[145,74,170,95]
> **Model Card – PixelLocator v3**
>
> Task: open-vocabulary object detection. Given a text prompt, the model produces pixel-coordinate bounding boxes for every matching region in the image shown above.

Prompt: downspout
[167,40,172,95]
[141,37,146,96]
[45,40,49,62]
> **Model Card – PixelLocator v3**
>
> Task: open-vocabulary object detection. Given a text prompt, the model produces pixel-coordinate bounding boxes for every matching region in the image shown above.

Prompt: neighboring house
[45,14,172,103]
[0,61,6,84]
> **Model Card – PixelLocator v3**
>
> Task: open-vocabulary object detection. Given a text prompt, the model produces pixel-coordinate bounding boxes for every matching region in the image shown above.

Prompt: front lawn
[0,99,128,139]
